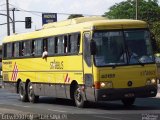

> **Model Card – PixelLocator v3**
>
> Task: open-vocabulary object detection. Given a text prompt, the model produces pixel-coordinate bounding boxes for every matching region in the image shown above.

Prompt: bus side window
[57,36,64,54]
[12,43,15,57]
[83,33,91,67]
[3,44,7,59]
[55,37,58,54]
[20,42,24,56]
[43,38,48,51]
[64,35,68,53]
[34,39,43,56]
[6,43,12,58]
[56,35,68,54]
[23,41,31,56]
[68,33,80,54]
[32,40,35,56]
[77,34,80,52]
[14,42,20,57]
[48,37,55,55]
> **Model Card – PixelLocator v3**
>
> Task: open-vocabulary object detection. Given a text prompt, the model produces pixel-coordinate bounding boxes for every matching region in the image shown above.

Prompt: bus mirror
[90,40,96,55]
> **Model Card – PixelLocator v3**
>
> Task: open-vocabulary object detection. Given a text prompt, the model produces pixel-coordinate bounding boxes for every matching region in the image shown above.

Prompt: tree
[151,21,160,52]
[103,0,160,22]
[103,0,135,19]
[68,14,84,19]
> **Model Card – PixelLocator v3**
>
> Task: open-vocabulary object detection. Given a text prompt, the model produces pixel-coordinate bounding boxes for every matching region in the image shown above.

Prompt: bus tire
[121,98,135,106]
[74,86,85,108]
[27,82,39,103]
[19,81,28,102]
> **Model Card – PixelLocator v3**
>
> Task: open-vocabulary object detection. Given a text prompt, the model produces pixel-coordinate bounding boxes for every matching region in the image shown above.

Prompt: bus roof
[2,16,148,43]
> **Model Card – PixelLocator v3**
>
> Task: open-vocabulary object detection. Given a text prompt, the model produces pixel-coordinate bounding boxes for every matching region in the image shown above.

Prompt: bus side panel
[44,73,56,97]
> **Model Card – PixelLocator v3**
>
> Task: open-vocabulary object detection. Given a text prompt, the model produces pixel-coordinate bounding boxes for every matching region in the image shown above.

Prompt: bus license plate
[124,93,135,98]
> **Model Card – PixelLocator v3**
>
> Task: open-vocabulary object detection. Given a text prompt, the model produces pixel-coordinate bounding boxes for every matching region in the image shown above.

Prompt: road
[0,88,160,120]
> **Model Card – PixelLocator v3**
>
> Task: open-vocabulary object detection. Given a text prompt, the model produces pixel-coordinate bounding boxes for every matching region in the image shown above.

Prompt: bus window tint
[55,37,58,53]
[32,40,35,56]
[12,43,15,57]
[3,44,7,58]
[23,41,31,56]
[69,33,80,53]
[35,39,42,56]
[84,33,91,67]
[64,36,67,53]
[48,37,55,55]
[14,42,20,57]
[7,43,12,58]
[43,38,48,50]
[57,36,64,54]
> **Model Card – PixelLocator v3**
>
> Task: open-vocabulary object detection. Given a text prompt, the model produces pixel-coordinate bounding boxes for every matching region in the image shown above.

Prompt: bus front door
[83,32,95,102]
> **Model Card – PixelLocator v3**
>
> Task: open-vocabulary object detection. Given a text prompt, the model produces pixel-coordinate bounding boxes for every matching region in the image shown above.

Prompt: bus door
[83,32,96,102]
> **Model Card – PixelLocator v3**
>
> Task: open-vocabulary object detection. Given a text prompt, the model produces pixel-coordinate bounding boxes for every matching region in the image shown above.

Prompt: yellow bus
[2,16,158,108]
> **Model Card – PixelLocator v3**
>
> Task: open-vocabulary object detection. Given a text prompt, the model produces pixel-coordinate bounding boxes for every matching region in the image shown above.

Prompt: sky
[0,0,159,44]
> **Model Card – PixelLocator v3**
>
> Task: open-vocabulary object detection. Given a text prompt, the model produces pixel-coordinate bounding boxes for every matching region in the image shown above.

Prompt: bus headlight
[100,82,112,88]
[100,82,105,87]
[146,78,156,85]
[151,79,156,84]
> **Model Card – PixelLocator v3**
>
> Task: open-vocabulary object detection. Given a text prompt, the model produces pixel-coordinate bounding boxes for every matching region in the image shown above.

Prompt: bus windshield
[93,29,155,66]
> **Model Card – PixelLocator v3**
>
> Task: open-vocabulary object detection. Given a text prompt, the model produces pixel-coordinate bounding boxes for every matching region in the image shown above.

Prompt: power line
[9,3,41,17]
[0,9,100,16]
[0,23,7,25]
[0,21,25,26]
[8,3,100,16]
[0,9,41,17]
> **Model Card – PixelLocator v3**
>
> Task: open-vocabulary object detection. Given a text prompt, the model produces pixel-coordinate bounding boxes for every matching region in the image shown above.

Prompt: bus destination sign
[42,13,57,25]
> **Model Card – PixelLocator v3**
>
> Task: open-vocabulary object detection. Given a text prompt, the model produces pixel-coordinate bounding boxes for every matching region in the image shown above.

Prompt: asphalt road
[0,88,160,120]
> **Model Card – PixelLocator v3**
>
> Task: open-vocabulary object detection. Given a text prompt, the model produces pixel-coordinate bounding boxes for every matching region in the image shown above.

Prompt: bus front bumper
[95,85,157,101]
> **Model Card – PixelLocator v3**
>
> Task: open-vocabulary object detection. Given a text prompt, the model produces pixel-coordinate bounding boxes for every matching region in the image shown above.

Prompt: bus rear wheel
[121,98,135,106]
[19,81,28,102]
[27,82,39,103]
[74,86,85,108]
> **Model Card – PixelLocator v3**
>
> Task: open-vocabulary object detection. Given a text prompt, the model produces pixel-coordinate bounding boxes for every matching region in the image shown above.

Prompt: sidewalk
[156,93,160,98]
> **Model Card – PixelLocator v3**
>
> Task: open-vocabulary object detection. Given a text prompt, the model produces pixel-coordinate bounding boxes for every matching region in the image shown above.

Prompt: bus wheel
[19,81,28,102]
[74,86,85,108]
[27,82,39,103]
[121,98,135,106]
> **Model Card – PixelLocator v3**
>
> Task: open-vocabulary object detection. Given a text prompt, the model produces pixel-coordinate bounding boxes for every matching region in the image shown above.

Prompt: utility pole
[12,8,15,33]
[6,0,10,36]
[136,0,138,20]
